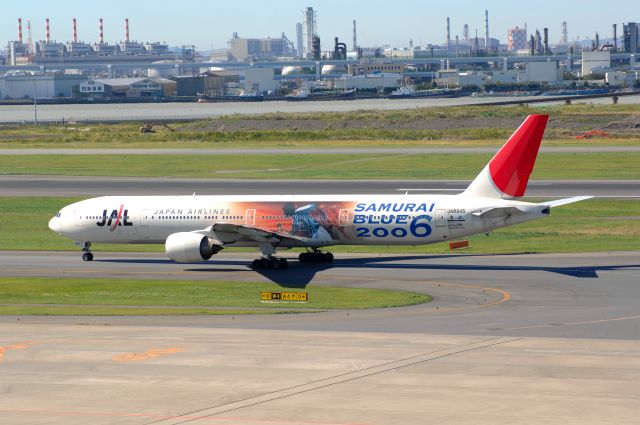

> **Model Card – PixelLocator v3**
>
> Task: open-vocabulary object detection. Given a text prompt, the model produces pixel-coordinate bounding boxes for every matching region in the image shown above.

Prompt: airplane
[48,114,591,269]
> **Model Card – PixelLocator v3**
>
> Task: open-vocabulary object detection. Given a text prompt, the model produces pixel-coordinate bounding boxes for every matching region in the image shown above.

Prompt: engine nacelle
[165,232,223,263]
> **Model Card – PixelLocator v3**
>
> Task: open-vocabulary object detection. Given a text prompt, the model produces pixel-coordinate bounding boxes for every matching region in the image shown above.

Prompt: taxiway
[2,250,639,340]
[1,250,639,425]
[1,175,638,198]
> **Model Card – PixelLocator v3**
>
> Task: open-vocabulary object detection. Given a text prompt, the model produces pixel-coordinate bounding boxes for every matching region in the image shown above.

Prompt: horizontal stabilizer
[472,206,525,219]
[540,196,593,208]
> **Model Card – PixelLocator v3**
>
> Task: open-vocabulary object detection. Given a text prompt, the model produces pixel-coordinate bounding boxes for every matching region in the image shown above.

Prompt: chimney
[72,18,78,43]
[446,17,451,49]
[45,18,50,44]
[613,24,618,51]
[18,18,23,43]
[485,10,489,50]
[99,18,104,44]
[543,28,549,54]
[353,20,357,51]
[125,18,130,42]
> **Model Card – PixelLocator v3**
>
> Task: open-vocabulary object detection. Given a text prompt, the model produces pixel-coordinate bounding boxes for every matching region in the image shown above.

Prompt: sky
[0,0,635,51]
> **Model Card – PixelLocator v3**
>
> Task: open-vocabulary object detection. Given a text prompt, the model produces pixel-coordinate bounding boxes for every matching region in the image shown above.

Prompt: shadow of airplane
[173,254,640,287]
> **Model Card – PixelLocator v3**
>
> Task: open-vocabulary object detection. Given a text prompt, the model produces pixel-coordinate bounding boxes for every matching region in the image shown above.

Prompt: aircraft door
[140,209,150,227]
[246,209,256,226]
[338,209,350,226]
[435,209,447,227]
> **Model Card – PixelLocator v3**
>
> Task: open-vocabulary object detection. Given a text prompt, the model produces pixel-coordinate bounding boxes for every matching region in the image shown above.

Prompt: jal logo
[96,205,133,231]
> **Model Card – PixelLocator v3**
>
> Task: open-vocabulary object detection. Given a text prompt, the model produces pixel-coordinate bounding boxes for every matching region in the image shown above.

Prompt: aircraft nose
[48,216,60,233]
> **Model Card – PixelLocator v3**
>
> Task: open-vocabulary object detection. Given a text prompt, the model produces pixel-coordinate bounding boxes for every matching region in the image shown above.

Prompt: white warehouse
[334,73,402,90]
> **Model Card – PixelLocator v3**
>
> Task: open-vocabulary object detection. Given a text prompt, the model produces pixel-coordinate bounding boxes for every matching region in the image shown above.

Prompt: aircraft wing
[540,196,594,208]
[195,222,311,246]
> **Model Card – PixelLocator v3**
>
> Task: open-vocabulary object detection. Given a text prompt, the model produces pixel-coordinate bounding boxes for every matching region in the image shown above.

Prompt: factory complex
[1,9,640,102]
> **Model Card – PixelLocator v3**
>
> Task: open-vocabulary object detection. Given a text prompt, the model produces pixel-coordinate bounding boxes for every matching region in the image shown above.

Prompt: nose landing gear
[80,242,93,261]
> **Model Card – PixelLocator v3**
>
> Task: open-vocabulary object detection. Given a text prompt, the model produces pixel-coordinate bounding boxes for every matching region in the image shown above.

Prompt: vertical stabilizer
[463,114,549,199]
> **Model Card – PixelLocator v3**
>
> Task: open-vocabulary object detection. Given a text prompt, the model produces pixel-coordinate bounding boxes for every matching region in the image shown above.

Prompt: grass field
[1,103,638,148]
[1,152,639,180]
[0,277,430,315]
[2,197,638,254]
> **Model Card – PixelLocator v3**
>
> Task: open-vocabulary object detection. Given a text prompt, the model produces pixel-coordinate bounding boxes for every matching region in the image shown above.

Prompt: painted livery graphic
[96,206,133,232]
[147,200,437,243]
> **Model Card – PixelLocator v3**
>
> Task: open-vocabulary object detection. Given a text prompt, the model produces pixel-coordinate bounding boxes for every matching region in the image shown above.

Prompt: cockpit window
[56,212,62,218]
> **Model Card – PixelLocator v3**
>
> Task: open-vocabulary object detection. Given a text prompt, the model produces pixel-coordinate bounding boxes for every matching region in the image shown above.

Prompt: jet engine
[165,232,223,263]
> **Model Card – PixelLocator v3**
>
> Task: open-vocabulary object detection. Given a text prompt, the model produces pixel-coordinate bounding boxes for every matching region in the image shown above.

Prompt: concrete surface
[1,325,639,425]
[2,94,639,123]
[1,175,638,198]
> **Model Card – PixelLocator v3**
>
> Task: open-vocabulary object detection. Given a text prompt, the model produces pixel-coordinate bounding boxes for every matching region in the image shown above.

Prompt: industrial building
[5,17,177,66]
[171,72,250,97]
[623,22,639,53]
[508,27,528,51]
[334,73,402,90]
[526,61,561,82]
[351,60,405,75]
[76,77,175,98]
[228,34,295,62]
[0,74,86,99]
[582,51,611,75]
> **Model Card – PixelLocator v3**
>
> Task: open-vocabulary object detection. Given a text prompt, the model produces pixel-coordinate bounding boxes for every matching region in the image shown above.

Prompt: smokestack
[353,20,357,51]
[485,10,489,50]
[530,35,535,56]
[613,24,618,51]
[125,18,130,42]
[463,24,469,41]
[18,18,23,43]
[45,18,50,44]
[72,18,78,43]
[446,17,451,49]
[543,28,549,54]
[99,18,104,44]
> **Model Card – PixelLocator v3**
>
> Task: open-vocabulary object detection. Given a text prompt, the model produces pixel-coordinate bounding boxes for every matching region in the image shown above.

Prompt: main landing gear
[80,242,93,261]
[298,250,334,264]
[252,257,288,270]
[250,243,334,270]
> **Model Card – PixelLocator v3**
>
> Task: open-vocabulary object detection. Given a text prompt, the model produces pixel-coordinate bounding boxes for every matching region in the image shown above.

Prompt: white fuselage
[48,194,549,249]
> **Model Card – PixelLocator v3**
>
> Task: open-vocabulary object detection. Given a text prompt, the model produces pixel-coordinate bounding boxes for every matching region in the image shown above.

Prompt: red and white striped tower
[125,18,130,42]
[98,18,104,44]
[45,18,50,44]
[72,18,78,43]
[18,18,23,43]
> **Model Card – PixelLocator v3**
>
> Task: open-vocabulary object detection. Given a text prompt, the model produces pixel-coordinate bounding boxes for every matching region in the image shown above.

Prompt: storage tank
[321,64,347,75]
[282,65,304,76]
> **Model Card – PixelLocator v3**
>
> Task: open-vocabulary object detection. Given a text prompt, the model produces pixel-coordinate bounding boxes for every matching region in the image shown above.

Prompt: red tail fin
[464,114,549,199]
[488,114,549,197]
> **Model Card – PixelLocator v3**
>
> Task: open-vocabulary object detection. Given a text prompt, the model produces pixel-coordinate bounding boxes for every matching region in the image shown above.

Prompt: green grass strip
[1,152,639,179]
[0,277,430,316]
